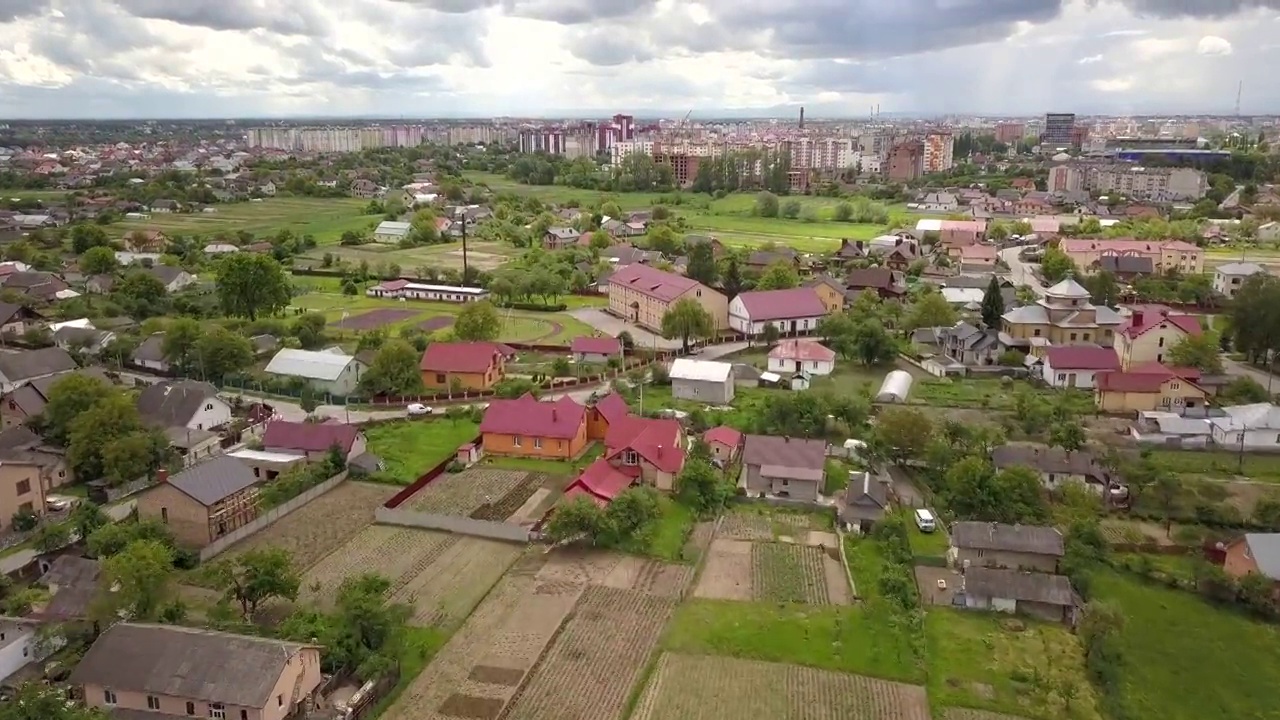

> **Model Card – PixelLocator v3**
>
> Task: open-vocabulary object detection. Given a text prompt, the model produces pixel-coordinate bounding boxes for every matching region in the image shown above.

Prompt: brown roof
[480,394,586,440]
[608,263,703,303]
[951,522,1064,556]
[741,435,826,472]
[965,567,1074,606]
[845,267,902,290]
[419,341,507,374]
[69,623,319,708]
[262,420,358,454]
[734,287,828,321]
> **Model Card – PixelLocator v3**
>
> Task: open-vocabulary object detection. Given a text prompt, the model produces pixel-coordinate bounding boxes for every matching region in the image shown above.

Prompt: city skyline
[1,1,1280,119]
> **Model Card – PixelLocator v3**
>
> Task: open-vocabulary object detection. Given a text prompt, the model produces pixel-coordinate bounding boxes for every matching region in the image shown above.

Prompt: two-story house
[740,434,827,501]
[845,267,907,300]
[135,458,261,548]
[607,264,728,333]
[1213,262,1267,299]
[419,341,511,392]
[479,394,588,459]
[71,622,323,720]
[563,414,686,504]
[0,456,45,531]
[949,521,1064,573]
[1114,307,1201,369]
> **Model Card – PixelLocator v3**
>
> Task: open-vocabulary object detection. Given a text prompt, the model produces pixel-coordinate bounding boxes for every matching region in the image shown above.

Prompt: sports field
[299,239,523,273]
[115,197,377,242]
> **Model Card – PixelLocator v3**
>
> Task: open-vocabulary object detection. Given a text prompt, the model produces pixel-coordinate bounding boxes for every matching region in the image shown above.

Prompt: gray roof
[0,347,77,383]
[146,264,187,286]
[38,555,101,620]
[1216,262,1266,277]
[164,455,260,506]
[951,521,1065,557]
[68,623,318,708]
[741,435,826,472]
[137,380,221,428]
[841,471,889,522]
[965,567,1075,606]
[1243,533,1280,580]
[990,444,1106,483]
[1098,255,1154,274]
[133,333,166,363]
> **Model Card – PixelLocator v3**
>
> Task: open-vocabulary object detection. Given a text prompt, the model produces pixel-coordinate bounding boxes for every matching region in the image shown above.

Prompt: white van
[914,509,936,533]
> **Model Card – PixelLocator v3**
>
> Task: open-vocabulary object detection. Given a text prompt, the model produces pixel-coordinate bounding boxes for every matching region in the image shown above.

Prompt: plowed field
[408,468,531,516]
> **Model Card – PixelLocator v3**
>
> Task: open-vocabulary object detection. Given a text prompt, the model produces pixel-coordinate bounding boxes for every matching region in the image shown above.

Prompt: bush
[495,301,567,312]
[10,509,38,532]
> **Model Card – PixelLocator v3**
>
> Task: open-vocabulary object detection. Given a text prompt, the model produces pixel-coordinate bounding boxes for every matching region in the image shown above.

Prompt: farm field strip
[716,513,776,542]
[394,538,525,627]
[599,556,694,599]
[408,468,535,515]
[502,586,677,720]
[752,543,832,605]
[300,526,457,606]
[211,481,396,569]
[631,653,932,720]
[693,539,754,601]
[470,473,544,522]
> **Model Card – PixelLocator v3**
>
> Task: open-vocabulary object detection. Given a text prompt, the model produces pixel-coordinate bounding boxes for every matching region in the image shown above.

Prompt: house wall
[1002,320,1114,346]
[1223,540,1260,579]
[1,395,34,429]
[1213,272,1258,298]
[707,439,737,463]
[672,377,733,404]
[307,361,365,397]
[482,424,587,459]
[950,547,1059,573]
[1212,427,1280,450]
[188,398,233,431]
[260,647,324,720]
[767,357,835,376]
[1042,361,1100,389]
[0,462,44,531]
[136,483,212,547]
[0,628,36,683]
[421,365,502,392]
[585,408,612,442]
[1115,323,1189,369]
[1095,382,1207,413]
[607,282,728,332]
[573,351,614,364]
[741,463,821,502]
[809,284,845,314]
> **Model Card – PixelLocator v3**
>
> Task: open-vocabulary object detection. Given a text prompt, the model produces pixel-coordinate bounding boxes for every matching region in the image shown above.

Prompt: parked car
[45,495,77,513]
[406,403,433,417]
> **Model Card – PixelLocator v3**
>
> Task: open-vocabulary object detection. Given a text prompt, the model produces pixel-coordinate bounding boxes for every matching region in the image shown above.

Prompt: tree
[755,191,779,218]
[194,326,254,381]
[781,199,802,219]
[1083,270,1120,307]
[70,223,111,254]
[80,245,118,275]
[1168,331,1225,374]
[69,501,109,541]
[980,275,1005,328]
[685,241,718,287]
[216,253,291,320]
[1040,247,1076,283]
[905,291,957,330]
[1151,473,1182,536]
[833,201,853,222]
[39,373,113,445]
[660,298,715,353]
[589,229,611,250]
[676,455,732,515]
[720,255,746,297]
[0,683,110,720]
[67,392,158,483]
[32,523,70,553]
[103,539,174,619]
[454,300,501,341]
[113,270,169,318]
[760,323,781,347]
[756,261,800,290]
[214,548,301,618]
[101,430,167,485]
[869,407,934,464]
[360,339,424,396]
[544,496,604,543]
[1050,419,1088,452]
[161,317,203,372]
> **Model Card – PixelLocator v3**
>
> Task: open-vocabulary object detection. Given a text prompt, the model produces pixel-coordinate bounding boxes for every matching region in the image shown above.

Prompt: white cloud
[1197,35,1234,55]
[1092,76,1135,92]
[1078,54,1104,64]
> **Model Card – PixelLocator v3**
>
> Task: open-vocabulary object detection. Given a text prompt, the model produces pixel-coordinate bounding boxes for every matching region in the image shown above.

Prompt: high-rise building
[1042,113,1076,148]
[886,140,925,182]
[994,122,1026,145]
[922,131,954,173]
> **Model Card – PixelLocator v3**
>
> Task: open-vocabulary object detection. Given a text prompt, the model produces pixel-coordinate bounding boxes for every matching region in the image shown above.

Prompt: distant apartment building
[1049,163,1207,200]
[922,131,954,172]
[518,129,565,155]
[886,140,925,182]
[1060,238,1203,275]
[790,137,858,173]
[994,122,1026,145]
[1042,113,1076,148]
[245,125,437,151]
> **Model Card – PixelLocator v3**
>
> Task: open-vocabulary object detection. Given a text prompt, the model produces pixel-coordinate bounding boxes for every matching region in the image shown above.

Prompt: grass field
[114,197,377,242]
[364,419,480,483]
[299,239,524,273]
[1147,448,1280,481]
[1092,570,1280,720]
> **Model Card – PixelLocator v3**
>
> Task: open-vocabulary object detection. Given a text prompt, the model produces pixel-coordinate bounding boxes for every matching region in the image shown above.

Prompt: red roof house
[419,341,511,391]
[603,415,685,486]
[586,391,630,441]
[1042,345,1120,389]
[729,288,828,329]
[262,420,363,459]
[570,336,623,359]
[563,459,634,507]
[703,425,743,464]
[479,394,588,459]
[1095,363,1209,412]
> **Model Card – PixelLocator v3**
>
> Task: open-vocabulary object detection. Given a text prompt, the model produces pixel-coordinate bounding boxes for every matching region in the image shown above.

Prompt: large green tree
[194,326,255,381]
[453,300,501,341]
[216,253,291,320]
[685,241,718,287]
[661,298,715,352]
[213,548,301,619]
[980,275,1005,328]
[360,338,424,396]
[755,261,800,290]
[39,373,113,444]
[102,538,174,619]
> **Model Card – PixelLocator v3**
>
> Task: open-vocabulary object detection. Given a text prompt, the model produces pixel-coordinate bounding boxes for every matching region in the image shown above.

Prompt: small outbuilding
[875,370,914,403]
[669,359,735,404]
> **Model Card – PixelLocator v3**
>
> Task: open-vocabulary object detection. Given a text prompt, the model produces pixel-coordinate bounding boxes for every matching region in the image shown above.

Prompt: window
[205,403,214,410]
[513,436,522,447]
[435,373,446,383]
[161,507,169,523]
[209,703,225,719]
[18,502,31,514]
[1069,333,1077,341]
[1057,373,1067,381]
[533,437,542,449]
[240,711,248,720]
[147,696,161,710]
[623,450,639,465]
[1033,329,1041,337]
[1082,333,1091,342]
[15,479,29,495]
[187,701,196,715]
[104,690,117,705]
[278,695,284,707]
[21,646,27,657]
[1158,337,1165,348]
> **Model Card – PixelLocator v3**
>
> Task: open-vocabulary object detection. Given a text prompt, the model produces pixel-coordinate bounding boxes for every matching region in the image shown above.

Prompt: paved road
[1222,356,1280,391]
[1000,246,1046,297]
[568,308,683,350]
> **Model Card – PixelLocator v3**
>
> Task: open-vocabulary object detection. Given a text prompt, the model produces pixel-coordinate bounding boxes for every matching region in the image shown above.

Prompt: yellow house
[804,276,847,314]
[607,263,728,333]
[1060,238,1203,275]
[1113,307,1202,370]
[1001,278,1124,346]
[1095,368,1209,413]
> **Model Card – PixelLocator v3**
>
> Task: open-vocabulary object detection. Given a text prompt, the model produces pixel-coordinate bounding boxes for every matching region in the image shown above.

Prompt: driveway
[567,308,682,350]
[1000,246,1046,297]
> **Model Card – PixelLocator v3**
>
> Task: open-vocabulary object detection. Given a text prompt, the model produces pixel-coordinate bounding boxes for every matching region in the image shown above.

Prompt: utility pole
[456,207,470,286]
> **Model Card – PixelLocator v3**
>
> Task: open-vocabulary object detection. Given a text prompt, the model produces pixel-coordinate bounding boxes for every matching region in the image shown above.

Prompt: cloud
[1078,54,1104,63]
[108,0,331,36]
[1113,0,1280,19]
[1093,76,1136,92]
[1197,35,1234,55]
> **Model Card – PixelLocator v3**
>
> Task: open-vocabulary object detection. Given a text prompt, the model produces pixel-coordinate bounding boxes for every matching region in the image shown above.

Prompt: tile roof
[1119,309,1201,339]
[565,458,634,507]
[1060,238,1199,254]
[419,341,506,374]
[965,567,1075,606]
[1043,345,1119,370]
[733,287,828,321]
[1095,368,1186,393]
[741,435,826,472]
[68,623,318,708]
[592,392,630,423]
[951,521,1065,556]
[607,263,702,303]
[604,415,684,473]
[768,339,836,363]
[0,347,77,383]
[570,336,622,355]
[163,455,260,506]
[262,420,359,454]
[480,394,585,440]
[703,425,743,448]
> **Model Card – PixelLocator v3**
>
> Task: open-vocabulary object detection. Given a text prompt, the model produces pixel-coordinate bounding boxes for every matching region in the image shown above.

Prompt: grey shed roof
[164,455,260,506]
[68,622,319,708]
[1243,533,1280,580]
[0,347,76,382]
[951,521,1065,557]
[965,567,1075,606]
[133,333,166,363]
[146,264,187,286]
[741,435,827,471]
[136,380,221,428]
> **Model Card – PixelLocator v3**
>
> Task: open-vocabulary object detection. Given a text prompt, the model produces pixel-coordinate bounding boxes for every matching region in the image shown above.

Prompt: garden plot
[599,556,694,599]
[469,472,545,522]
[695,539,850,605]
[393,538,525,628]
[503,586,678,720]
[300,526,457,607]
[717,510,827,542]
[213,481,396,569]
[631,653,931,720]
[694,539,755,601]
[407,468,532,516]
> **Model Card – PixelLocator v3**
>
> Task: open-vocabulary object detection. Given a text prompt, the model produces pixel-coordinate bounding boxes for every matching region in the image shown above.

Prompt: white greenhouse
[875,370,914,403]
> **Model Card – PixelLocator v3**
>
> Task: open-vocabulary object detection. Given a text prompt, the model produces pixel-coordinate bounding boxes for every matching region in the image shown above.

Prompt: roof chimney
[856,240,864,250]
[156,468,168,483]
[1132,311,1144,327]
[551,408,557,421]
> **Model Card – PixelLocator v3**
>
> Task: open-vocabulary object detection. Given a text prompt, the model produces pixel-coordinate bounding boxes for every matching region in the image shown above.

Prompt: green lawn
[480,443,603,476]
[115,197,377,243]
[912,379,1093,413]
[1091,570,1280,720]
[662,599,924,684]
[1147,448,1280,481]
[907,517,950,560]
[925,610,1103,720]
[636,496,695,562]
[364,419,480,483]
[364,626,449,718]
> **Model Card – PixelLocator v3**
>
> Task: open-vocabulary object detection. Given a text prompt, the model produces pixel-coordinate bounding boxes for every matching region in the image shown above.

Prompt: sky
[1,0,1280,119]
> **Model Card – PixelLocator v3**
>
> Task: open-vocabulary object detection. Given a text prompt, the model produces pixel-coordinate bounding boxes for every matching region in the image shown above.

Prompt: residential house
[137,380,231,433]
[881,241,921,271]
[1098,255,1154,280]
[745,249,801,273]
[915,191,959,212]
[956,244,998,271]
[366,279,490,303]
[419,341,510,391]
[543,227,579,250]
[1001,278,1123,347]
[1041,345,1120,389]
[122,229,169,253]
[600,245,664,266]
[1222,533,1280,599]
[729,287,828,337]
[586,391,630,442]
[1209,403,1280,450]
[372,221,412,244]
[991,444,1108,491]
[0,456,45,530]
[570,336,622,364]
[0,426,70,492]
[204,243,239,255]
[479,394,588,459]
[34,555,101,622]
[683,235,725,256]
[740,435,828,501]
[149,199,179,213]
[839,471,891,534]
[948,522,1065,573]
[831,239,869,265]
[564,413,685,506]
[71,622,323,720]
[1258,221,1280,242]
[250,334,279,357]
[607,264,729,332]
[1095,364,1209,413]
[1213,262,1267,299]
[262,420,366,461]
[1114,307,1201,369]
[702,426,742,465]
[845,267,907,300]
[264,349,367,397]
[937,274,1016,308]
[962,567,1076,623]
[1,367,110,429]
[1060,238,1203,275]
[926,321,1015,368]
[1,271,69,302]
[767,339,836,376]
[669,358,735,404]
[0,617,54,684]
[0,302,42,336]
[804,276,847,314]
[0,347,77,394]
[938,219,987,247]
[136,459,261,548]
[53,325,114,354]
[350,178,381,198]
[143,265,197,293]
[131,333,170,373]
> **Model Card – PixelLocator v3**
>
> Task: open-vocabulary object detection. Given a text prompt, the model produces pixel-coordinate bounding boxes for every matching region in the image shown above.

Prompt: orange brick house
[586,392,630,441]
[1222,533,1280,599]
[419,342,511,391]
[479,394,588,459]
[564,415,687,505]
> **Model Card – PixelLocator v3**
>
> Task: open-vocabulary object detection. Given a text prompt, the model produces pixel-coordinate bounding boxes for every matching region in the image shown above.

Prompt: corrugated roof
[965,567,1074,606]
[480,394,585,439]
[1043,345,1120,370]
[264,348,356,381]
[951,522,1064,556]
[419,341,505,373]
[164,455,260,506]
[733,287,827,321]
[262,420,359,454]
[669,358,733,382]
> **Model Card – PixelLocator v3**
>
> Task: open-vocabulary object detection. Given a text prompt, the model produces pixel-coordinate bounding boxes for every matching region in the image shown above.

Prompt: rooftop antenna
[1235,80,1242,116]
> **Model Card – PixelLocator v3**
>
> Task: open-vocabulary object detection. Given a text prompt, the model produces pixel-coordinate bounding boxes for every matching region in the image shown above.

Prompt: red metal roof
[1095,365,1202,393]
[564,458,635,506]
[607,264,702,303]
[768,339,836,363]
[376,279,410,291]
[262,420,358,454]
[604,415,685,473]
[1119,309,1201,340]
[479,394,585,440]
[1043,345,1120,370]
[733,288,828,322]
[570,336,622,355]
[419,342,505,373]
[592,392,630,423]
[703,426,743,448]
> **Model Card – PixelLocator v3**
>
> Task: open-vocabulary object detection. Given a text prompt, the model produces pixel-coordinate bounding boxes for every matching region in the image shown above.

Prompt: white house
[0,617,57,683]
[372,221,412,244]
[131,333,169,373]
[264,348,367,397]
[1259,221,1280,242]
[1209,403,1280,450]
[136,380,233,432]
[1213,262,1267,299]
[728,287,828,336]
[1041,345,1120,390]
[203,243,239,255]
[669,358,735,404]
[365,279,489,303]
[767,339,836,376]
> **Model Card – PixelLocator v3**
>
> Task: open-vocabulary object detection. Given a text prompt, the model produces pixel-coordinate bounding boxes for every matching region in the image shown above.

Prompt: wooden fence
[382,435,482,509]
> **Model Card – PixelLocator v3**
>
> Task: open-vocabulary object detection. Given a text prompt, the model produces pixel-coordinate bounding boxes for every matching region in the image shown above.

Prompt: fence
[374,507,533,542]
[199,472,349,561]
[383,437,479,509]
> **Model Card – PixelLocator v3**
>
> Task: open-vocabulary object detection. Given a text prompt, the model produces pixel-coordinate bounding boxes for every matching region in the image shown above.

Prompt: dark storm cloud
[25,1,174,77]
[569,31,656,66]
[108,0,330,36]
[1110,0,1280,18]
[390,0,656,23]
[0,0,43,21]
